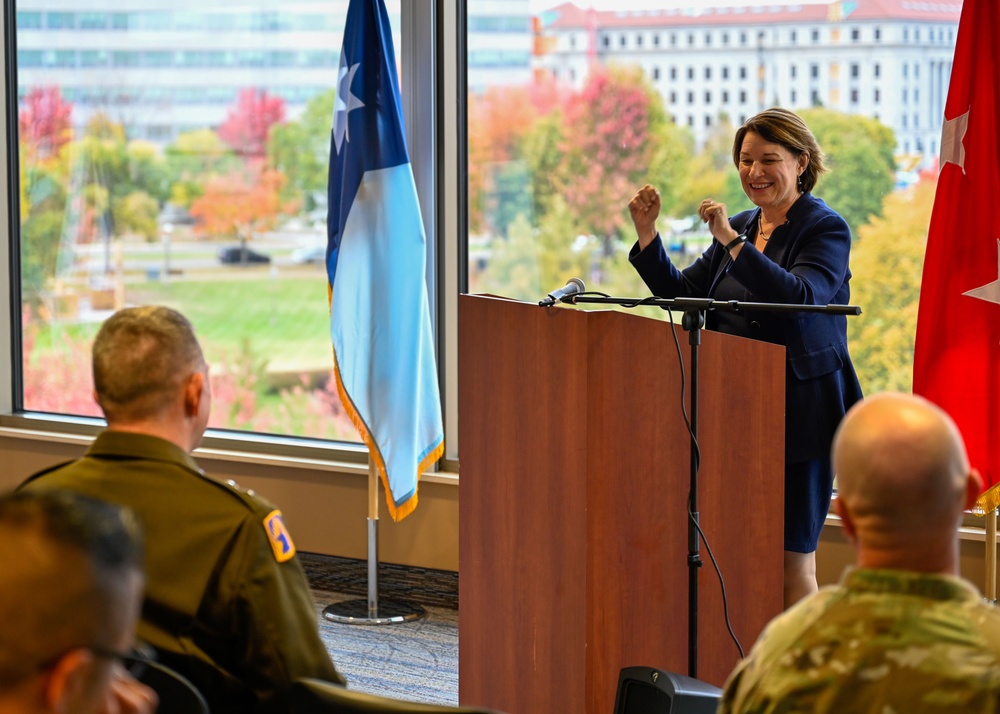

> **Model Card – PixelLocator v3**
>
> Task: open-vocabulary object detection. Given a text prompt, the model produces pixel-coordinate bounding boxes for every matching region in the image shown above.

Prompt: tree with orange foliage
[189,164,297,247]
[467,77,565,235]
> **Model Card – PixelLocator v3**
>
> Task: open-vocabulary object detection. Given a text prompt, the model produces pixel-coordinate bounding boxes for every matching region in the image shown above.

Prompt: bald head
[832,393,978,569]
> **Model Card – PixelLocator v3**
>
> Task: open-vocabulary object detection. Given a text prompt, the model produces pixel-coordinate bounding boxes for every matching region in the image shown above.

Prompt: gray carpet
[301,553,459,706]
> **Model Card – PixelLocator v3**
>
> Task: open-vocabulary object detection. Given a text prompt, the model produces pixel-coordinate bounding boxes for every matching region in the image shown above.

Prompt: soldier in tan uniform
[719,392,1000,713]
[20,305,345,714]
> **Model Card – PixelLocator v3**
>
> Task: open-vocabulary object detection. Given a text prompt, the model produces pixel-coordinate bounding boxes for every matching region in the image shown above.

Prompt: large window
[12,1,412,444]
[469,0,960,395]
[0,0,966,465]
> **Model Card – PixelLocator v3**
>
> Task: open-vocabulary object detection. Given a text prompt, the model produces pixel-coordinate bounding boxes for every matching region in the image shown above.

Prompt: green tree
[798,108,896,237]
[519,112,565,223]
[475,215,543,301]
[268,89,336,213]
[125,140,170,205]
[112,190,160,241]
[164,129,240,208]
[847,177,934,394]
[641,117,696,224]
[72,115,168,240]
[468,84,548,236]
[673,117,750,219]
[19,154,70,305]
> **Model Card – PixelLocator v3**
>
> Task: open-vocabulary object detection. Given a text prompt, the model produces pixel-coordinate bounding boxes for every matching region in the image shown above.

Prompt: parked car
[291,243,327,265]
[218,245,271,265]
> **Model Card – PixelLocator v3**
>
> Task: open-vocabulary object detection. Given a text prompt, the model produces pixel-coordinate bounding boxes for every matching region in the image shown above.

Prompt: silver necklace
[758,215,786,241]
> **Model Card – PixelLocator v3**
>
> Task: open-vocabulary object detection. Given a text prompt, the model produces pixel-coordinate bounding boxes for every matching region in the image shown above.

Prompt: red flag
[913,0,1000,492]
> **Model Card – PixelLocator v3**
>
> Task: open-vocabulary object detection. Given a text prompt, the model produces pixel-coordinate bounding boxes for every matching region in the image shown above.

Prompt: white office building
[13,1,533,143]
[534,1,961,165]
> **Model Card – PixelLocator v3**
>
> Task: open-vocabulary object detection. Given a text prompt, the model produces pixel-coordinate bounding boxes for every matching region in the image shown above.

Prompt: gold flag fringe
[972,481,1000,517]
[331,348,442,522]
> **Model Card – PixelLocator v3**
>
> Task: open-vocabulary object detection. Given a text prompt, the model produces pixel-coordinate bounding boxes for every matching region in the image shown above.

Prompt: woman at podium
[627,107,862,609]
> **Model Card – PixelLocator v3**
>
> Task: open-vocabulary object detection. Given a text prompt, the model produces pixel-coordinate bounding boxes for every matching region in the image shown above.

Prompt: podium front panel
[459,295,784,714]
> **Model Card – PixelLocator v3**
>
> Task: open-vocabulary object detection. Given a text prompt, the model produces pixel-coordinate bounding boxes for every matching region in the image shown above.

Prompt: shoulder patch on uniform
[263,510,296,563]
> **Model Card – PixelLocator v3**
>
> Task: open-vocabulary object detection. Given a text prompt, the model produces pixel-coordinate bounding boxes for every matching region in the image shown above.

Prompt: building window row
[468,16,531,33]
[468,50,532,68]
[17,48,340,69]
[668,89,748,106]
[16,9,345,33]
[16,84,328,106]
[594,23,917,50]
[902,25,955,44]
[600,27,832,50]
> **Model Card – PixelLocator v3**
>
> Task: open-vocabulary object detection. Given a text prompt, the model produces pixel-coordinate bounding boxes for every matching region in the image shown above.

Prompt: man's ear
[834,496,856,543]
[183,371,205,418]
[44,649,94,714]
[965,468,985,511]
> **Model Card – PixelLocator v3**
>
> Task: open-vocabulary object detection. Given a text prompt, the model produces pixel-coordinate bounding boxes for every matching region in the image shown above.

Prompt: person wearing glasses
[20,306,345,714]
[719,393,1000,713]
[0,489,157,714]
[627,108,862,608]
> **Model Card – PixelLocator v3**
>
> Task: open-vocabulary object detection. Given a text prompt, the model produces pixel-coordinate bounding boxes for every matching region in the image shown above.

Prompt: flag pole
[972,484,1000,604]
[987,508,997,605]
[322,458,426,625]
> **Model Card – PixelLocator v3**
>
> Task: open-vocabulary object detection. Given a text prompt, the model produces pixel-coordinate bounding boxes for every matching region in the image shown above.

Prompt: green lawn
[128,274,333,373]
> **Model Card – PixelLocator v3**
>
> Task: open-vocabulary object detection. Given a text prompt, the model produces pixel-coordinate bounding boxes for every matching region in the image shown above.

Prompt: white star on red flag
[940,109,970,173]
[963,240,1000,307]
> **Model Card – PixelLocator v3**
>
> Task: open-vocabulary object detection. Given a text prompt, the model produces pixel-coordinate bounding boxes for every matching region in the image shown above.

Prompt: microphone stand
[548,292,860,679]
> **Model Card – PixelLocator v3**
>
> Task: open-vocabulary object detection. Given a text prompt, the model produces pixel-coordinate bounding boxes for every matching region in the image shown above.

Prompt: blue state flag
[327,0,443,521]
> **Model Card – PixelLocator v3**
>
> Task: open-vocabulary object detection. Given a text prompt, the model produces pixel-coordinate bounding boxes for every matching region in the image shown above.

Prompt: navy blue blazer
[629,193,863,462]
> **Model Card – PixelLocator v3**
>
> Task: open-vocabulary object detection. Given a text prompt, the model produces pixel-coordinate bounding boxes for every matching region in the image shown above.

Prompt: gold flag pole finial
[973,481,1000,517]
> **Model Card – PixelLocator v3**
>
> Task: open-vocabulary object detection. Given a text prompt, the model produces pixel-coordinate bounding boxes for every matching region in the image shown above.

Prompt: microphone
[539,277,586,307]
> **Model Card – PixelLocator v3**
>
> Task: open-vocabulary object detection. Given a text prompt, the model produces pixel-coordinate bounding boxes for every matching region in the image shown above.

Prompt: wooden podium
[458,294,785,714]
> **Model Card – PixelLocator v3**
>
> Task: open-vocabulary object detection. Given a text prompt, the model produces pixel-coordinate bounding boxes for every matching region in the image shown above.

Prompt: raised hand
[628,184,661,250]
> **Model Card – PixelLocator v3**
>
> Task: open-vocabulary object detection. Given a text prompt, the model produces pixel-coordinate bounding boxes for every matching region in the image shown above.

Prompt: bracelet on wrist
[723,234,747,253]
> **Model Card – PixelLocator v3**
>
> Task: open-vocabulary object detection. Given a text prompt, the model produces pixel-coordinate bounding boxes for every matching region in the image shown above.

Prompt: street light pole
[162,222,173,283]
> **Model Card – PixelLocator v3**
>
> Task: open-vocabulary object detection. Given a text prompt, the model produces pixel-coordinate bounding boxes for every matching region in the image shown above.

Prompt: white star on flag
[333,56,365,155]
[963,239,1000,307]
[940,108,970,174]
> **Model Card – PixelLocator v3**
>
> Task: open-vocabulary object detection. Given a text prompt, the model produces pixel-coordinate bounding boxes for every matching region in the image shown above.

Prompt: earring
[798,174,804,191]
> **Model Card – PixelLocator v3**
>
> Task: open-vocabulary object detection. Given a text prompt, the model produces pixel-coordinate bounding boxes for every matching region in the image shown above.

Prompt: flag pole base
[322,598,426,626]
[320,511,426,625]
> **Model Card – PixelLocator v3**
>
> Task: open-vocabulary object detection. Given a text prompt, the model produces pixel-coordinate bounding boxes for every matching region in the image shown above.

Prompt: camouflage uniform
[719,568,1000,713]
[21,431,345,714]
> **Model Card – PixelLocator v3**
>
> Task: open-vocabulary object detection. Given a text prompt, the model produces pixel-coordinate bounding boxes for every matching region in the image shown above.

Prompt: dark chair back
[291,678,504,714]
[135,659,210,714]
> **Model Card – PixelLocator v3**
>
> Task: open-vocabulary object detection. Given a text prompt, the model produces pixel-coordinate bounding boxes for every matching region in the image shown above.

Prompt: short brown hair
[92,306,205,422]
[732,107,827,192]
[0,489,144,687]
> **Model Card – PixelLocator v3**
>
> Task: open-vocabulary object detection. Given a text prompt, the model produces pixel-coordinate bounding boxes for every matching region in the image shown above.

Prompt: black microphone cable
[664,306,745,661]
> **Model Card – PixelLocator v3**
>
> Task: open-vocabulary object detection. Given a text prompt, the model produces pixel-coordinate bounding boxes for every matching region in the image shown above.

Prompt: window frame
[0,0,460,474]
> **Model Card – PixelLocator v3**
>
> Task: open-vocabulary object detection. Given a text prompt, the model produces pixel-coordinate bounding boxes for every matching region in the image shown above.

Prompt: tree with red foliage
[556,65,671,245]
[218,89,286,158]
[19,87,73,160]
